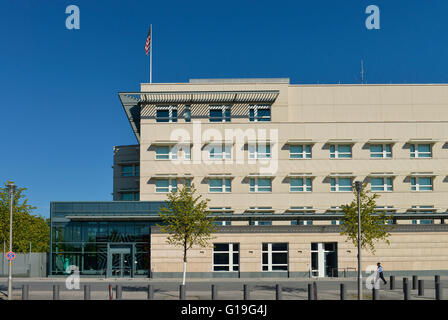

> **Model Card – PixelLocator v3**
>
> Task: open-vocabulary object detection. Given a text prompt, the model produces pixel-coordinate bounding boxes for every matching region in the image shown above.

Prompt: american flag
[145,26,151,56]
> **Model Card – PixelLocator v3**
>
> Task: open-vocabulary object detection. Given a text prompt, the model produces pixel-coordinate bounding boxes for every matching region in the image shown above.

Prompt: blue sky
[1,0,447,218]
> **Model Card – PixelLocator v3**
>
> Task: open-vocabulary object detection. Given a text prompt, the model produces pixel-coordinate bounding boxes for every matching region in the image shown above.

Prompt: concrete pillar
[412,276,418,290]
[275,284,282,300]
[84,284,91,300]
[53,285,59,300]
[243,284,250,300]
[418,280,424,296]
[179,285,186,300]
[389,276,395,290]
[435,282,443,300]
[211,284,217,300]
[307,284,313,300]
[147,285,154,300]
[116,284,122,300]
[22,285,29,300]
[340,283,346,300]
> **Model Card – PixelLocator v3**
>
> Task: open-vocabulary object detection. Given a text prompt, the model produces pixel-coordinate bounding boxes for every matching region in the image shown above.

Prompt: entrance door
[310,242,338,277]
[107,244,134,277]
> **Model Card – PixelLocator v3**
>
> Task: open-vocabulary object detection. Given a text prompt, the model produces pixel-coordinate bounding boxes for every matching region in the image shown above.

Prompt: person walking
[377,262,387,285]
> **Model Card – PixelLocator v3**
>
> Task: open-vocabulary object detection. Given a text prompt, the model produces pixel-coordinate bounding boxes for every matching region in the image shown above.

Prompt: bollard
[22,285,29,301]
[211,284,217,300]
[412,276,418,290]
[435,275,440,285]
[84,284,91,300]
[243,284,250,300]
[390,276,395,290]
[53,285,60,300]
[109,284,113,300]
[340,283,346,300]
[435,282,443,300]
[179,285,186,300]
[418,280,424,296]
[147,285,154,300]
[313,281,317,300]
[116,284,122,300]
[372,288,378,300]
[275,284,282,300]
[307,284,313,300]
[403,281,410,300]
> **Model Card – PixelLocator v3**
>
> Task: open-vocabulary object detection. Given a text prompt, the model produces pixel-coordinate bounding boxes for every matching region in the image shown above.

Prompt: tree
[340,183,394,254]
[0,181,50,252]
[157,184,216,285]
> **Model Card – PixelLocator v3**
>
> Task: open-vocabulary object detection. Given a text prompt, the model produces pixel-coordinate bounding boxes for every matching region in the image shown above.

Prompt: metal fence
[0,253,47,278]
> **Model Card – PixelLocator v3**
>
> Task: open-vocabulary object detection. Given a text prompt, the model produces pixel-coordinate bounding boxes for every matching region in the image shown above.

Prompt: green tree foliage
[157,184,216,283]
[340,183,394,254]
[0,181,50,252]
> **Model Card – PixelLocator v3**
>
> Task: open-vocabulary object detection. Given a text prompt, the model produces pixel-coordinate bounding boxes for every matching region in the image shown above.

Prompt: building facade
[49,78,448,278]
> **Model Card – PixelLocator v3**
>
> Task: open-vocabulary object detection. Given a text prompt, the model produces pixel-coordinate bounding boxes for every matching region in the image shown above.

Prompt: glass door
[107,244,134,277]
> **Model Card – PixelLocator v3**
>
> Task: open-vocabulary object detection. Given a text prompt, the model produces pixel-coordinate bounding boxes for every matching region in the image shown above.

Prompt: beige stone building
[114,78,448,278]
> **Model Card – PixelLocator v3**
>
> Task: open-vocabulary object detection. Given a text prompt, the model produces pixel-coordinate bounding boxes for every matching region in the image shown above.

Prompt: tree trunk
[182,244,187,285]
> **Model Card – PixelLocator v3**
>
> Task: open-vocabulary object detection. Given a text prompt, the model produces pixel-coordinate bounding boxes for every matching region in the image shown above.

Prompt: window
[331,220,343,225]
[291,220,313,225]
[210,207,231,226]
[209,179,231,193]
[371,177,393,192]
[249,220,272,226]
[249,105,271,122]
[208,145,231,160]
[330,177,352,192]
[156,106,177,122]
[184,105,191,122]
[290,178,312,192]
[411,206,434,225]
[249,178,272,192]
[155,179,177,193]
[330,144,352,158]
[410,144,431,158]
[119,192,139,201]
[289,145,311,159]
[213,243,239,271]
[262,243,288,271]
[121,164,139,177]
[249,144,271,159]
[209,105,231,122]
[156,146,190,160]
[214,221,231,226]
[370,144,392,158]
[411,177,433,191]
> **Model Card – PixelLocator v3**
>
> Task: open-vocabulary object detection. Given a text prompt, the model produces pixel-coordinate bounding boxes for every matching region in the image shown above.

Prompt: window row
[155,105,271,123]
[213,243,288,272]
[151,176,434,193]
[149,143,435,161]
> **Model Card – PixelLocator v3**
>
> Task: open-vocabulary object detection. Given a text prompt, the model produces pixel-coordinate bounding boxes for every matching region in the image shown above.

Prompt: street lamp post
[354,181,363,300]
[7,183,16,300]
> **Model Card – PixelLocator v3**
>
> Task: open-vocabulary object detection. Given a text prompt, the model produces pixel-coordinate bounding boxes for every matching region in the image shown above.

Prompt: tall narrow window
[184,105,191,122]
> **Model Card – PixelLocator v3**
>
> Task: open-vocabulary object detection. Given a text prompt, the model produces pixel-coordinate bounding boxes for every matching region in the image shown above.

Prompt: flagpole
[150,24,152,84]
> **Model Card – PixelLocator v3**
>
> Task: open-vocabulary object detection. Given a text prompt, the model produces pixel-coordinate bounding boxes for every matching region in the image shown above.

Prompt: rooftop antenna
[360,59,364,84]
